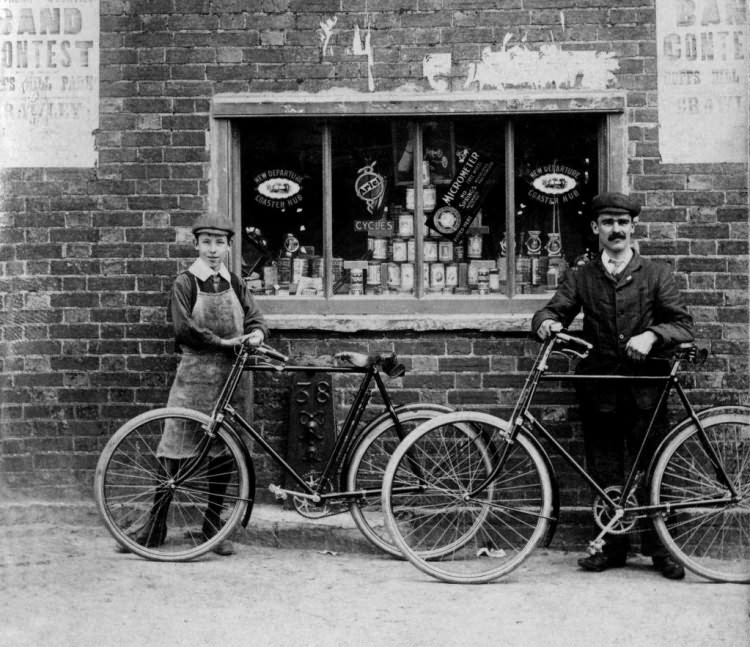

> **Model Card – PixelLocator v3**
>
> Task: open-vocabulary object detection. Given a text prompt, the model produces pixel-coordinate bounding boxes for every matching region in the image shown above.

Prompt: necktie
[607,258,624,277]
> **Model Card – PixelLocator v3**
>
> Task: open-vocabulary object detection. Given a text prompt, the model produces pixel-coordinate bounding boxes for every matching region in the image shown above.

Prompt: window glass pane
[513,115,600,295]
[240,119,324,297]
[394,117,506,298]
[331,118,410,296]
[443,118,506,296]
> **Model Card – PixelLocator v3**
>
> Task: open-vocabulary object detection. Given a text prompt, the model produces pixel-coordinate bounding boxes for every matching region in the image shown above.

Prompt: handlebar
[254,344,289,363]
[551,330,593,359]
[548,331,704,365]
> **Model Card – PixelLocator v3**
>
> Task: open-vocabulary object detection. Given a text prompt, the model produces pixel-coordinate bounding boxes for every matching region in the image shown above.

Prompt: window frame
[210,90,627,331]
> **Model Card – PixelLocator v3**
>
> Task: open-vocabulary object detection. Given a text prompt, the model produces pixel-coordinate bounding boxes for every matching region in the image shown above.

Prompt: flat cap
[191,213,235,237]
[589,192,641,218]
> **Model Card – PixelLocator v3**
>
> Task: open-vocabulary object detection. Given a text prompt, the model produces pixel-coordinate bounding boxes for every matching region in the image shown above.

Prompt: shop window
[211,91,627,322]
[239,114,601,302]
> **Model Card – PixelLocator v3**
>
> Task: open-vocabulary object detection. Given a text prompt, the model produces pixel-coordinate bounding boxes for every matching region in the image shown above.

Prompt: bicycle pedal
[588,538,605,555]
[268,484,288,501]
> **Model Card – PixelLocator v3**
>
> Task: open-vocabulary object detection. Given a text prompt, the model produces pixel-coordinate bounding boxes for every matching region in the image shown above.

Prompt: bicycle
[381,330,750,584]
[94,342,453,561]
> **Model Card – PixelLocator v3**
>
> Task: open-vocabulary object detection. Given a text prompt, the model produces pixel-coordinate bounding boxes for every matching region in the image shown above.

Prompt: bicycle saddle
[335,351,406,377]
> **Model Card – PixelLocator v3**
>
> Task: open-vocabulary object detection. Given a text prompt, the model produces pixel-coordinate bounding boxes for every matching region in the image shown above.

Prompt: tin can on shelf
[400,263,414,292]
[332,257,343,282]
[309,256,324,278]
[546,265,559,289]
[445,263,458,288]
[438,240,454,262]
[458,263,469,289]
[454,243,465,262]
[398,213,414,237]
[392,238,407,262]
[292,257,307,283]
[405,188,415,211]
[371,237,388,260]
[468,262,478,287]
[387,262,401,289]
[423,186,436,212]
[489,270,500,292]
[263,265,278,289]
[430,262,445,290]
[277,257,291,284]
[367,262,381,286]
[477,267,490,295]
[424,240,438,262]
[407,238,416,262]
[467,233,483,259]
[350,268,364,295]
[530,256,548,287]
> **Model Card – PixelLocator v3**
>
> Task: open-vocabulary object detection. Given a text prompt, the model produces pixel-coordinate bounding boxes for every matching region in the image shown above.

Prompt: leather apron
[157,277,246,459]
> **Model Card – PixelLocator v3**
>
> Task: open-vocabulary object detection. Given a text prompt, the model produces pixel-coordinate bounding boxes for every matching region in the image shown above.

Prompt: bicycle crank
[292,472,348,519]
[592,486,640,535]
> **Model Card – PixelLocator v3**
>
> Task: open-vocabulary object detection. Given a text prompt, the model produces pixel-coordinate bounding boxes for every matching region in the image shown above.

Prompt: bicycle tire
[382,412,553,584]
[650,406,750,583]
[94,407,250,562]
[346,407,453,557]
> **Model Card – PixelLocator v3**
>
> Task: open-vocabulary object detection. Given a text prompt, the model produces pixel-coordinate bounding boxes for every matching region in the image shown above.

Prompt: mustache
[608,233,627,241]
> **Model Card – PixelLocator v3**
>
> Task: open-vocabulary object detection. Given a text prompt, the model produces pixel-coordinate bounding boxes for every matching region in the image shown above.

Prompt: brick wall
[0,1,747,501]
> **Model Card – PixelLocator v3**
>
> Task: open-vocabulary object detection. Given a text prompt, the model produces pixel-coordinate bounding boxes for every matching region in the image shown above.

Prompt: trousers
[579,389,669,558]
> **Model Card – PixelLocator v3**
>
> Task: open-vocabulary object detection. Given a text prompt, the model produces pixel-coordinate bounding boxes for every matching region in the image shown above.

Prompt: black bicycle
[94,343,452,561]
[382,330,750,583]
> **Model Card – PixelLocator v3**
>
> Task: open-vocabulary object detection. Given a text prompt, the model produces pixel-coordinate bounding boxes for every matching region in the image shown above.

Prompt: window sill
[258,296,584,333]
[264,312,536,333]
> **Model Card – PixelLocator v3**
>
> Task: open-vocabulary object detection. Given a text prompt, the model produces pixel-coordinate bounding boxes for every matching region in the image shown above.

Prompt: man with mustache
[532,192,694,579]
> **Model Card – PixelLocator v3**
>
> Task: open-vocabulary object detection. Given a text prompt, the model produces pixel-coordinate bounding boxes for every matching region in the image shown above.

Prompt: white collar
[188,258,231,282]
[601,247,633,271]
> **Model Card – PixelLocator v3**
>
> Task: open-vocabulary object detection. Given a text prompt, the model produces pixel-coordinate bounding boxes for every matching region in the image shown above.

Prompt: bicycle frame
[177,345,406,504]
[468,336,740,516]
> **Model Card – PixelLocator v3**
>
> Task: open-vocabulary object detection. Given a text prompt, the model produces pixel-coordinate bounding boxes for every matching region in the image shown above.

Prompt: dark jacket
[532,251,694,410]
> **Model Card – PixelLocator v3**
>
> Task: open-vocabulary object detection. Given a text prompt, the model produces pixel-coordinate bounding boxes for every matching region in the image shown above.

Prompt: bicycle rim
[651,408,750,583]
[383,412,553,584]
[346,408,453,557]
[94,408,250,562]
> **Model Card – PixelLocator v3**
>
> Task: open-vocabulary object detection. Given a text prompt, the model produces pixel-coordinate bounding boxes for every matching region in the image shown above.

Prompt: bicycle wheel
[650,406,750,583]
[382,412,553,584]
[94,407,250,562]
[346,406,452,557]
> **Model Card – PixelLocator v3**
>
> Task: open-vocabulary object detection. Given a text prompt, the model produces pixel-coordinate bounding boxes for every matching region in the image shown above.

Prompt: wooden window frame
[210,90,626,332]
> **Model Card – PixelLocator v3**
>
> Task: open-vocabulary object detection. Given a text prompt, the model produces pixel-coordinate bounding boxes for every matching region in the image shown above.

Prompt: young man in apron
[119,213,268,556]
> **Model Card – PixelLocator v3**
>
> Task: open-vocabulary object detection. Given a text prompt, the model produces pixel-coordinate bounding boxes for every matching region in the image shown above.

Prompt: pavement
[1,498,749,647]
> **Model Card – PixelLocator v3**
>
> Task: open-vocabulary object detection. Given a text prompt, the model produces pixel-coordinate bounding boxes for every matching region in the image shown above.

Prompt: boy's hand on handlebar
[626,331,658,362]
[536,319,563,340]
[240,330,265,348]
[222,330,264,349]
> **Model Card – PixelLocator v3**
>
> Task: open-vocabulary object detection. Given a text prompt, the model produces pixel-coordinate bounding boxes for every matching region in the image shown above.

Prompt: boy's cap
[191,213,235,237]
[589,192,641,218]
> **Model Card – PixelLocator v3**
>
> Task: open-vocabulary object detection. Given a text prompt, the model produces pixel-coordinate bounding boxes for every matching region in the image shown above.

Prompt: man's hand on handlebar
[536,319,563,341]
